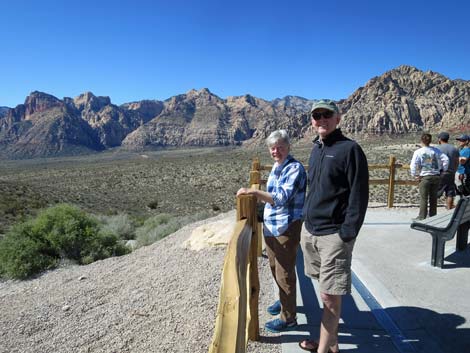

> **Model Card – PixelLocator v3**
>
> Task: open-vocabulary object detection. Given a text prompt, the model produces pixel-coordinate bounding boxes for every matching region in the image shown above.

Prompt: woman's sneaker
[264,318,297,333]
[266,300,281,315]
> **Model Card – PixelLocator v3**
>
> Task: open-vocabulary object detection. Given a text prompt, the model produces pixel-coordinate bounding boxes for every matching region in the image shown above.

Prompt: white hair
[266,129,290,147]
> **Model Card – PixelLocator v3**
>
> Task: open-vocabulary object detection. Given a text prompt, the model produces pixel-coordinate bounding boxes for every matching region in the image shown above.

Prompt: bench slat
[410,209,455,232]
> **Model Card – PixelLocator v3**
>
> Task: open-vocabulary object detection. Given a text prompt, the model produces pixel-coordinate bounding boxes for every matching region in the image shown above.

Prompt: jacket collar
[313,128,344,147]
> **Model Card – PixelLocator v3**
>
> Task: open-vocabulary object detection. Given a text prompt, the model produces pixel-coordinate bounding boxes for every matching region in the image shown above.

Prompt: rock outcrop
[122,89,308,149]
[66,92,160,148]
[0,92,162,158]
[0,106,10,118]
[340,65,470,134]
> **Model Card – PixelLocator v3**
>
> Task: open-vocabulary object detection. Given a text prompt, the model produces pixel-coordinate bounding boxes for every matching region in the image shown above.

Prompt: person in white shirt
[410,133,449,220]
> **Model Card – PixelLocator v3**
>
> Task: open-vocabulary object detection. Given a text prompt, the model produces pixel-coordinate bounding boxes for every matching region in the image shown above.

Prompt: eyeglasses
[311,110,335,121]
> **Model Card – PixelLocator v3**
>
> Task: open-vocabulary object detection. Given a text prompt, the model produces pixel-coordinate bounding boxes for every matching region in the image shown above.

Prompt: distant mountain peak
[73,92,111,112]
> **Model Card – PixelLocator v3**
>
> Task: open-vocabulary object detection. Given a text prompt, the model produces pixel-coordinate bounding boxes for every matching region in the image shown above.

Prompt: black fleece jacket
[303,129,369,241]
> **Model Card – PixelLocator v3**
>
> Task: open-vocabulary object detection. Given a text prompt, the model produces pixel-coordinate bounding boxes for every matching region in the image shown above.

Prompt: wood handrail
[208,219,252,353]
[255,155,417,207]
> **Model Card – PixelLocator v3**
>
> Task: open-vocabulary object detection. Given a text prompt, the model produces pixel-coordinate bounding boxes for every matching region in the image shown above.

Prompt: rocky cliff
[1,65,469,158]
[121,89,309,149]
[340,65,470,134]
[0,106,10,118]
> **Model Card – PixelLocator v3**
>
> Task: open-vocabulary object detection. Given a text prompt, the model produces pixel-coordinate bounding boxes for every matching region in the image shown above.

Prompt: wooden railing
[257,155,418,208]
[369,155,418,207]
[208,159,262,353]
[208,155,417,352]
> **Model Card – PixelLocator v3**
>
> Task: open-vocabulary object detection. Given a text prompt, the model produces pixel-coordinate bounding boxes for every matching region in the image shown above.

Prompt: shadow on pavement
[385,306,469,353]
[256,247,470,353]
[443,247,470,269]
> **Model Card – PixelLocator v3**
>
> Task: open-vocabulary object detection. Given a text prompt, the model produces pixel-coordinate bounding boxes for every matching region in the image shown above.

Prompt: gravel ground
[0,210,280,353]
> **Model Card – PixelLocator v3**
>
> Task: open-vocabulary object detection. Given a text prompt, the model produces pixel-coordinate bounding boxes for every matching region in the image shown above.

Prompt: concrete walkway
[277,206,470,353]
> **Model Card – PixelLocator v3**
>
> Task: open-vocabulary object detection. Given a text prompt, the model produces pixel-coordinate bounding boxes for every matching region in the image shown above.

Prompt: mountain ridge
[1,65,469,158]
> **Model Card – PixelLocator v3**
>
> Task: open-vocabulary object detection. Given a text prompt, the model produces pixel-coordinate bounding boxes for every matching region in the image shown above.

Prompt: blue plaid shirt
[263,155,306,237]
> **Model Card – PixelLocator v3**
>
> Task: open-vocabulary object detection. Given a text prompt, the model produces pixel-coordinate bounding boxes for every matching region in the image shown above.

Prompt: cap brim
[310,104,338,113]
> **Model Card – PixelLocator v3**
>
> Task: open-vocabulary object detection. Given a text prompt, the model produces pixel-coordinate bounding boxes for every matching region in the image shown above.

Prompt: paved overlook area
[0,206,469,353]
[272,206,470,353]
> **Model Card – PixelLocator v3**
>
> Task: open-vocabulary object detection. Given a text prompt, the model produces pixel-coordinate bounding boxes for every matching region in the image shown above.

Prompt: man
[437,132,459,209]
[456,134,470,196]
[298,100,369,353]
[410,133,449,220]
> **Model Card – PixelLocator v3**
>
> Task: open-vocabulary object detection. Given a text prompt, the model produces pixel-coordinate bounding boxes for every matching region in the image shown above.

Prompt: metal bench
[410,196,470,268]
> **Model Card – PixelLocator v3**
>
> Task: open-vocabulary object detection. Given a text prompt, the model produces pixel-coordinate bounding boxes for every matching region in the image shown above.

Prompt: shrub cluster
[0,204,129,279]
[0,203,215,280]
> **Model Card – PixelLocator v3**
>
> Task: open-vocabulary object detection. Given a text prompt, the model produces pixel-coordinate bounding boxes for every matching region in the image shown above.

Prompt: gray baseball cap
[456,134,470,141]
[437,131,450,140]
[310,99,339,113]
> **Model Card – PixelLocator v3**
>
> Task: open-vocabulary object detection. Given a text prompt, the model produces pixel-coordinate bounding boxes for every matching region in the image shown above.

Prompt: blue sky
[1,0,469,107]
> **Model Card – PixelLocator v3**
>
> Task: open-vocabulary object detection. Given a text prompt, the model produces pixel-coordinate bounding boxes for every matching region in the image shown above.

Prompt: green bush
[0,204,129,279]
[0,222,58,279]
[80,230,129,265]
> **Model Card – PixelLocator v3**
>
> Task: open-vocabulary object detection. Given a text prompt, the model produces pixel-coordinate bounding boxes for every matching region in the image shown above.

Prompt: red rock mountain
[0,65,468,158]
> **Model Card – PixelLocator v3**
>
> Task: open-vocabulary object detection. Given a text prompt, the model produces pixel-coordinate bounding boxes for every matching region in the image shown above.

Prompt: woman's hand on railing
[237,188,251,197]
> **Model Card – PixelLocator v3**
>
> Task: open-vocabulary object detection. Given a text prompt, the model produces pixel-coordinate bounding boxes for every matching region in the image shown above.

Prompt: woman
[237,129,306,332]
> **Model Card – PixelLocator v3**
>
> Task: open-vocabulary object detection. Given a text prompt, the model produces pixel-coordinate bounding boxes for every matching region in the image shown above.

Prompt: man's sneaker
[266,300,281,315]
[264,318,297,333]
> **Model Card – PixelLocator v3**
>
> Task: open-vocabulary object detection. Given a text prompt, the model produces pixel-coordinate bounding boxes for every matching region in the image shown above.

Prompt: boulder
[183,214,236,251]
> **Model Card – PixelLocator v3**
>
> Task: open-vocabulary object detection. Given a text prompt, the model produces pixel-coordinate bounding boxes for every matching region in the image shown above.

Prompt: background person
[456,134,470,195]
[437,132,460,209]
[236,129,306,332]
[299,100,369,353]
[410,133,449,220]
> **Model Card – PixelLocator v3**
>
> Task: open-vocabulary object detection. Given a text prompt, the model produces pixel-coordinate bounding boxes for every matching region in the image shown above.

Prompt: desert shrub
[0,204,130,279]
[97,213,135,240]
[34,204,102,261]
[80,230,129,265]
[134,211,214,248]
[0,222,58,279]
[135,213,179,247]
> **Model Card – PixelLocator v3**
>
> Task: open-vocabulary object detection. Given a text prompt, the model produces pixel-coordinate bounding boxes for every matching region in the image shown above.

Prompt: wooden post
[249,158,263,257]
[236,195,260,342]
[387,155,397,208]
[250,158,261,185]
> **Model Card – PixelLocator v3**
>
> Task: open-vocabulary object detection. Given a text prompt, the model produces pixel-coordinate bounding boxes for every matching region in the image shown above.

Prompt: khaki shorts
[301,230,355,295]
